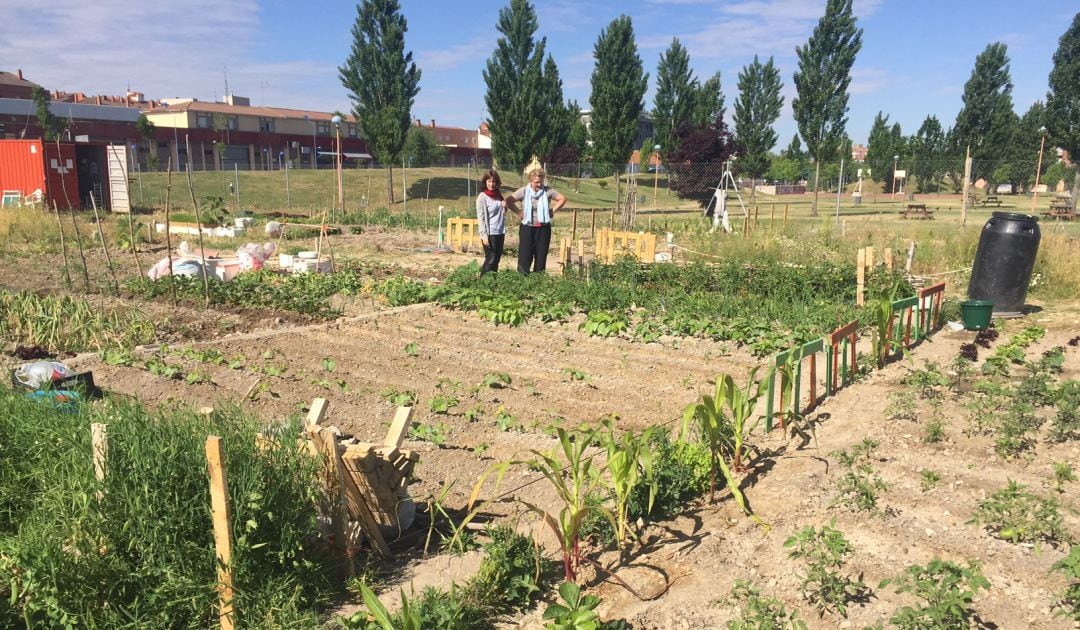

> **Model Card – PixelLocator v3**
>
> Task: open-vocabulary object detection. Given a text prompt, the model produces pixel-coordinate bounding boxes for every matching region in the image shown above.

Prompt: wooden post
[770,203,775,223]
[384,406,414,449]
[866,246,875,269]
[590,208,596,237]
[884,248,894,271]
[205,436,235,630]
[905,241,917,274]
[783,203,788,227]
[92,423,107,483]
[753,205,759,230]
[571,207,578,242]
[742,214,749,238]
[856,248,866,306]
[305,398,329,436]
[960,145,972,227]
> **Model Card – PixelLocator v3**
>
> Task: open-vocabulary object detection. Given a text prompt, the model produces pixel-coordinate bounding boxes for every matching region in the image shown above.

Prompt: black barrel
[967,212,1040,314]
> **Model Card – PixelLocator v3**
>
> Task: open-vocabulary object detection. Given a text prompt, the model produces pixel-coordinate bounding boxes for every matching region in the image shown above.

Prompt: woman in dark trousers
[508,167,567,274]
[476,169,511,274]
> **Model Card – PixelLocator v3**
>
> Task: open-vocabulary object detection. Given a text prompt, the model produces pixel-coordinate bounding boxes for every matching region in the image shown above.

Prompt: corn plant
[868,282,904,368]
[681,385,765,529]
[470,425,613,582]
[601,421,655,549]
[717,368,767,471]
[353,584,422,630]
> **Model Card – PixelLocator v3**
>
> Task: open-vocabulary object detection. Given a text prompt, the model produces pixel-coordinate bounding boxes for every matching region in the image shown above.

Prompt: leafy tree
[767,156,802,183]
[637,135,654,172]
[781,134,804,161]
[402,126,447,167]
[692,71,724,128]
[539,55,573,159]
[1006,101,1047,191]
[31,86,62,141]
[135,114,156,171]
[864,112,895,185]
[1046,11,1080,208]
[339,0,421,205]
[792,0,862,215]
[733,55,783,184]
[652,38,696,161]
[667,116,739,207]
[911,115,947,193]
[1043,160,1076,190]
[548,101,588,175]
[483,0,546,172]
[952,42,1016,186]
[589,15,648,175]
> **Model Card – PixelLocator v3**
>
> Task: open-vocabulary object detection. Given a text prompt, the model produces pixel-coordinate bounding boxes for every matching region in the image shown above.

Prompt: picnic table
[899,203,934,220]
[979,194,1003,207]
[1043,200,1077,220]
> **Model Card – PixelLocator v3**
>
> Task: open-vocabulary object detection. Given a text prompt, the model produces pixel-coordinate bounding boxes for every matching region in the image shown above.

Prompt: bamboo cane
[52,201,72,288]
[89,192,120,295]
[184,137,211,307]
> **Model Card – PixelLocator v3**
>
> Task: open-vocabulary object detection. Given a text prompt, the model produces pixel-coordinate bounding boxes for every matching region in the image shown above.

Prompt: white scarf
[523,186,550,225]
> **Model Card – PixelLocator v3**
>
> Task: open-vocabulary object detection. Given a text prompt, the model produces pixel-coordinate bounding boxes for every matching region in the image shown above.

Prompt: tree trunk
[810,161,821,216]
[386,165,395,206]
[1072,169,1080,212]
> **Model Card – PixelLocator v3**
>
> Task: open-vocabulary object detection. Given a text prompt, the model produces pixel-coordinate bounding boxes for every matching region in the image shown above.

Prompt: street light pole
[332,115,344,220]
[1031,127,1047,213]
[652,144,661,205]
[891,155,899,196]
[304,115,317,170]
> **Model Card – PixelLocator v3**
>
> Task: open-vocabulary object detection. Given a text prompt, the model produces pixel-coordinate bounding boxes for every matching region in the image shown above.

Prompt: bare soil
[4,230,1079,629]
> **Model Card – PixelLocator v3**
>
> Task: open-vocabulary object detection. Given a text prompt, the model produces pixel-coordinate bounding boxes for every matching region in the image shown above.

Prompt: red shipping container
[0,139,81,209]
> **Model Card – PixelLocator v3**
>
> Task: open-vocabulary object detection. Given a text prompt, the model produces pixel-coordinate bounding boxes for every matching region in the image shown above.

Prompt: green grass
[0,387,337,628]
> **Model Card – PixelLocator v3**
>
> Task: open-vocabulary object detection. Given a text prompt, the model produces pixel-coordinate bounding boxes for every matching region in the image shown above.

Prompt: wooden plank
[856,248,866,306]
[384,407,414,449]
[205,436,235,630]
[315,429,355,577]
[305,398,329,435]
[91,423,107,483]
[328,432,392,559]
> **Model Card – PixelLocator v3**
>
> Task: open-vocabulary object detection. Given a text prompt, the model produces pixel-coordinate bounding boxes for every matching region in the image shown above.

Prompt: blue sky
[1,0,1075,147]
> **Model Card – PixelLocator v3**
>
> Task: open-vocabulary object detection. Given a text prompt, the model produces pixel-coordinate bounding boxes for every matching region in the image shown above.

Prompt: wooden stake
[753,205,759,230]
[305,397,329,436]
[866,246,875,269]
[89,193,120,295]
[91,423,107,483]
[126,207,144,279]
[783,203,788,227]
[384,406,414,449]
[856,248,866,306]
[884,248,894,271]
[905,241,917,274]
[163,159,177,306]
[67,203,92,292]
[53,200,72,288]
[591,208,596,237]
[571,207,578,242]
[205,436,235,630]
[184,136,211,307]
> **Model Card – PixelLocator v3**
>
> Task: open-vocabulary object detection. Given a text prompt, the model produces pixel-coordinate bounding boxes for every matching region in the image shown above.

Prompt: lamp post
[332,115,343,218]
[1030,126,1047,213]
[891,155,899,196]
[652,144,661,205]
[304,115,317,170]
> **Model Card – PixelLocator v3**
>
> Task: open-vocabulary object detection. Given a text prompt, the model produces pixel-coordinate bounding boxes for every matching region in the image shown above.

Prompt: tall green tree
[339,0,421,205]
[31,86,62,141]
[402,126,448,167]
[652,38,696,160]
[1046,11,1080,209]
[792,0,862,215]
[864,112,893,184]
[483,0,546,172]
[733,55,783,184]
[692,71,725,128]
[952,42,1016,186]
[911,115,946,193]
[589,15,648,174]
[539,55,573,158]
[1005,101,1047,191]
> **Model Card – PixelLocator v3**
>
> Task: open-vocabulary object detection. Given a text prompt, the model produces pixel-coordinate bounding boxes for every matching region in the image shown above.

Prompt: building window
[227,116,239,131]
[259,118,275,133]
[317,121,330,135]
[347,123,357,138]
[196,113,212,128]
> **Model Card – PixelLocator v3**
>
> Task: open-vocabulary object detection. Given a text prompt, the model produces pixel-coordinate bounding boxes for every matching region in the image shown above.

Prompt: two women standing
[475,167,567,275]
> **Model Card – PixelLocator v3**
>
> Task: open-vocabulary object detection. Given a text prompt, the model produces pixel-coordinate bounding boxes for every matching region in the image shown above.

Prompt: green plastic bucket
[960,300,994,331]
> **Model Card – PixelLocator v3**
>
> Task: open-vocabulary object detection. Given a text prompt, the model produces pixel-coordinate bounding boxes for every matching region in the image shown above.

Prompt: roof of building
[0,98,142,122]
[0,71,40,88]
[143,99,357,123]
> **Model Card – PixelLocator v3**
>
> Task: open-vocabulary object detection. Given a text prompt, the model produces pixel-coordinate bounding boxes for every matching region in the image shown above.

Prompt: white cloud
[416,36,491,72]
[849,67,889,95]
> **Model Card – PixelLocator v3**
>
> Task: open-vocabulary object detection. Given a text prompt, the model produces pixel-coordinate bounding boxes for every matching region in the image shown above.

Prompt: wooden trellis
[594,228,657,263]
[447,218,482,253]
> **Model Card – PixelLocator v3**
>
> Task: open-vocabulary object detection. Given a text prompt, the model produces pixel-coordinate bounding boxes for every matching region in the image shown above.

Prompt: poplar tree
[792,0,862,215]
[483,0,546,171]
[32,87,62,141]
[864,112,897,185]
[692,71,725,128]
[911,115,946,193]
[652,38,696,158]
[1046,11,1080,208]
[953,43,1017,186]
[733,55,783,183]
[539,55,573,158]
[339,0,421,205]
[589,15,648,175]
[1006,101,1046,191]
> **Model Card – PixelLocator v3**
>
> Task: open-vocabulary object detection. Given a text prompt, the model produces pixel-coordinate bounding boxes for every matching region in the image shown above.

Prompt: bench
[1043,203,1077,221]
[899,204,934,220]
[979,195,1003,207]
